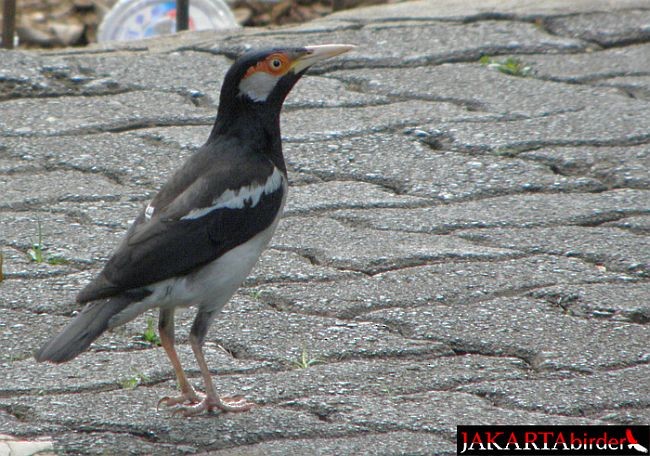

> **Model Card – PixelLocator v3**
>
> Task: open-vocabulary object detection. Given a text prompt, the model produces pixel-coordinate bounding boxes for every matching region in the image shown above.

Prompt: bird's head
[217,44,355,117]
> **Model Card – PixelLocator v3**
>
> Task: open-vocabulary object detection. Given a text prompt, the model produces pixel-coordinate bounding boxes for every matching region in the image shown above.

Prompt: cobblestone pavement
[1,0,649,454]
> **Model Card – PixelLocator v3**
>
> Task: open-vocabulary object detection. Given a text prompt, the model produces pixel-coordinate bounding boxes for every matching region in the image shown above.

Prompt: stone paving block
[204,20,587,67]
[349,20,587,64]
[117,354,529,416]
[529,282,650,324]
[544,9,650,47]
[0,271,92,313]
[457,225,650,276]
[0,416,61,443]
[209,306,451,363]
[432,98,650,152]
[207,431,454,456]
[0,389,362,450]
[594,75,650,101]
[284,391,602,438]
[0,245,80,280]
[287,76,389,108]
[259,255,621,318]
[459,364,650,416]
[606,215,650,234]
[68,51,232,103]
[363,296,650,371]
[0,170,128,209]
[134,125,210,150]
[49,199,146,230]
[522,44,650,82]
[0,91,212,136]
[320,0,649,22]
[0,51,124,100]
[246,248,359,285]
[0,210,124,265]
[2,343,271,396]
[282,101,485,142]
[286,134,603,200]
[0,309,68,363]
[272,216,517,273]
[331,189,650,233]
[52,432,187,455]
[520,145,650,190]
[285,180,428,216]
[1,133,193,189]
[0,158,38,174]
[211,355,529,405]
[596,407,650,426]
[334,63,626,117]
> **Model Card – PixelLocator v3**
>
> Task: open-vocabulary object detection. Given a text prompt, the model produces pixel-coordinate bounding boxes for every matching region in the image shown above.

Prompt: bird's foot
[157,390,203,410]
[172,395,255,417]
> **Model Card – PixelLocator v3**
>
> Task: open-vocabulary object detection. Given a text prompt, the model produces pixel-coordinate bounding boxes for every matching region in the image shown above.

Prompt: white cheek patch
[238,71,281,102]
[181,167,284,220]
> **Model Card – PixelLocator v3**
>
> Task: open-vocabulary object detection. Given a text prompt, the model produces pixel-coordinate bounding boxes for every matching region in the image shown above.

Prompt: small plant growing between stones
[142,316,161,346]
[120,371,150,389]
[292,345,323,369]
[480,55,532,77]
[26,218,69,265]
[248,289,263,301]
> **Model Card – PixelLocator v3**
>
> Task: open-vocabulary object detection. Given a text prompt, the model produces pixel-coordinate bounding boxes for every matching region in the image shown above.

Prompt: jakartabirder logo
[457,425,649,455]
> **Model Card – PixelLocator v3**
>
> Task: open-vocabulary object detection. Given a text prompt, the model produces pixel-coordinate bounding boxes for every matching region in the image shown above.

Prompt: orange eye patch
[243,53,291,79]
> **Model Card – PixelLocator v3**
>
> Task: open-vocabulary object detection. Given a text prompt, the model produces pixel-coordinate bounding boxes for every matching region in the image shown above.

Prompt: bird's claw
[171,395,255,417]
[157,391,203,411]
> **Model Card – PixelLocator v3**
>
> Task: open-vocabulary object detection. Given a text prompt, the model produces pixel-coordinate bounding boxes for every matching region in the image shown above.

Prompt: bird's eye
[270,58,283,69]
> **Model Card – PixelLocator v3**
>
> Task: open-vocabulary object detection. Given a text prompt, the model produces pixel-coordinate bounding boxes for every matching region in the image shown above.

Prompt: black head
[215,44,355,122]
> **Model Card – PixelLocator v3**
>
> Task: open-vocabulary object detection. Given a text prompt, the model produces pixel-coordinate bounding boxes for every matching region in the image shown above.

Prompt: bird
[35,44,355,416]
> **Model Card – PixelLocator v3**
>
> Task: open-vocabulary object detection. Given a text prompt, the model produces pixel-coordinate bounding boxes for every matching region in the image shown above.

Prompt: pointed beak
[291,44,356,73]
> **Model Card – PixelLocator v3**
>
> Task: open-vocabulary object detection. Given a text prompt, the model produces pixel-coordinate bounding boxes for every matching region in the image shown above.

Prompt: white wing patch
[238,71,281,102]
[181,167,284,220]
[144,203,155,221]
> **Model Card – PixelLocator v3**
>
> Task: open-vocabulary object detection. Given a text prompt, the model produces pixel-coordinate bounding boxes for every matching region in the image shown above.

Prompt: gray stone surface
[1,0,649,454]
[257,255,622,319]
[457,226,650,276]
[363,296,649,371]
[285,134,605,200]
[520,145,650,189]
[544,10,650,47]
[331,189,650,232]
[530,282,650,324]
[522,43,650,83]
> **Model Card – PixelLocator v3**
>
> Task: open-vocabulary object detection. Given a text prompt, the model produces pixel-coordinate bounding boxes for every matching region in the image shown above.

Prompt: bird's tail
[34,295,135,363]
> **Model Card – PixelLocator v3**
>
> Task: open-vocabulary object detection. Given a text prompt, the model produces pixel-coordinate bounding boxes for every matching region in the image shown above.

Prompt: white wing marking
[180,167,284,220]
[145,203,154,221]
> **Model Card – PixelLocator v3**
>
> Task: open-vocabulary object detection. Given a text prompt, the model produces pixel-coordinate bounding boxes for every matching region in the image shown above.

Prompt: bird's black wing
[77,145,285,303]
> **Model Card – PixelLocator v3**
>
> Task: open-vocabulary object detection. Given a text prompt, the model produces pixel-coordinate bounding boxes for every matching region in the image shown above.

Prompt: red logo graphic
[457,425,650,455]
[627,429,649,454]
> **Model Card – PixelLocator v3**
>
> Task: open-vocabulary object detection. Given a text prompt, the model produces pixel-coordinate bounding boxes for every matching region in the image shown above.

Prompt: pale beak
[291,44,356,73]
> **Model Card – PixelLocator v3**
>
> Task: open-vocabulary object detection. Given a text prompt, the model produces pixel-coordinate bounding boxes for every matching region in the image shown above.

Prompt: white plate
[98,0,239,42]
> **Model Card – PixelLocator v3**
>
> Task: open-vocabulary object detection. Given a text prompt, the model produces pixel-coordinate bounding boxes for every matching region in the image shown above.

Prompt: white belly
[179,221,278,311]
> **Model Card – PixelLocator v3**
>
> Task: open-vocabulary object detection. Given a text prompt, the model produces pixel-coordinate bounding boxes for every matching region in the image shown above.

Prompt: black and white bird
[35,44,354,416]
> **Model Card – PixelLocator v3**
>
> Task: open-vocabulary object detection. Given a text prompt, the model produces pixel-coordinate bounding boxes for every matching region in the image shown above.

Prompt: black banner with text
[457,425,649,455]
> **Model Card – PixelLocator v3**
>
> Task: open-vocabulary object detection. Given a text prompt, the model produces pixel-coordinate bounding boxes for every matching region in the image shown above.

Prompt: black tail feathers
[34,295,135,363]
